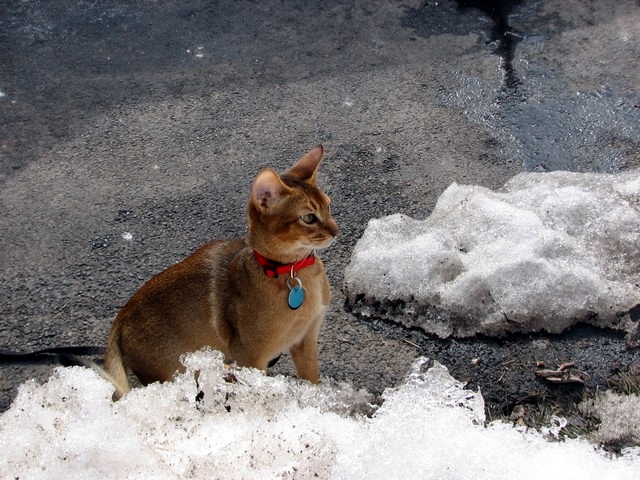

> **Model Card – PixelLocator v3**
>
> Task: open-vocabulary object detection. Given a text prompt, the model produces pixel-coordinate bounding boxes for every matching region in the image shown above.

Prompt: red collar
[253,250,316,278]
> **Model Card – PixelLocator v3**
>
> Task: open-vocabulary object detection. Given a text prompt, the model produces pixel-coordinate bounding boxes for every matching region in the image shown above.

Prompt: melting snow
[344,169,640,338]
[1,351,639,479]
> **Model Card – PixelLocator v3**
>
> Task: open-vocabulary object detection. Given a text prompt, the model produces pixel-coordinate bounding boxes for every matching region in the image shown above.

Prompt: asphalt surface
[1,0,639,422]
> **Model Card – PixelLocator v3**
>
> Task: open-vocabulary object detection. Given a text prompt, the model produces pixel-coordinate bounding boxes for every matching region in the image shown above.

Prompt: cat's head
[247,145,339,263]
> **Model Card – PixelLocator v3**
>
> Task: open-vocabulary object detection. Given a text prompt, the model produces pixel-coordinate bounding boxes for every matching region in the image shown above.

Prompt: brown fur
[102,146,338,399]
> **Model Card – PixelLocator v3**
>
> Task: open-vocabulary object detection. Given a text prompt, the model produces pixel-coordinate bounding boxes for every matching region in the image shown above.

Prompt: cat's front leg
[289,319,321,383]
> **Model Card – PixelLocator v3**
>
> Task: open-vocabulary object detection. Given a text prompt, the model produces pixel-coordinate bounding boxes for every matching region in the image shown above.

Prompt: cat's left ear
[284,145,324,183]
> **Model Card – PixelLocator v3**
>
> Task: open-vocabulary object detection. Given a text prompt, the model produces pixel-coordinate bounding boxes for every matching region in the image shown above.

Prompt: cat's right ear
[251,169,290,213]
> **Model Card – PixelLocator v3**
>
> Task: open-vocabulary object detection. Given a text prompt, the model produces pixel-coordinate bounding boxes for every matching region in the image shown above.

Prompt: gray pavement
[1,0,639,417]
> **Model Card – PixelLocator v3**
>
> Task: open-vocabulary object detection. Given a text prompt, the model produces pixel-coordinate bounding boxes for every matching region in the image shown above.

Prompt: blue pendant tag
[287,277,304,310]
[288,285,305,310]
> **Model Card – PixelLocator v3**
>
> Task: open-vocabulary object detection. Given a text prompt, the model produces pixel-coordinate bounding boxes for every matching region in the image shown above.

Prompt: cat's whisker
[301,248,315,261]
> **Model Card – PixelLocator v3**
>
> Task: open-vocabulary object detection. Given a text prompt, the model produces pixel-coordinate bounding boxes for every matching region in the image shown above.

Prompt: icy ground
[1,351,639,479]
[345,169,640,338]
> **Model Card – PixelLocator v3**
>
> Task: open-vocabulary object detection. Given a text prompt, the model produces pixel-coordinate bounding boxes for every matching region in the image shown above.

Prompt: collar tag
[287,277,305,310]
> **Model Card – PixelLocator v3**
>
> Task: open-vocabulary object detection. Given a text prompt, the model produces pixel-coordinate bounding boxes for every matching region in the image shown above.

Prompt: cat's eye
[300,213,318,225]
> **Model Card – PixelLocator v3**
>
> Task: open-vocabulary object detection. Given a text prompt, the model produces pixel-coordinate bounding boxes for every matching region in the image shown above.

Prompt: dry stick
[401,338,421,350]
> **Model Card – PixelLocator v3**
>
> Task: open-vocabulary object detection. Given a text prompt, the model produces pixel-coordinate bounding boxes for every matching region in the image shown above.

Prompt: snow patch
[1,351,639,479]
[581,390,640,448]
[344,169,640,338]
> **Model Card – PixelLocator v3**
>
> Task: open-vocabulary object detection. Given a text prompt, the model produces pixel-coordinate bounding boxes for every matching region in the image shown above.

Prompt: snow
[344,169,640,338]
[1,351,639,479]
[581,390,640,447]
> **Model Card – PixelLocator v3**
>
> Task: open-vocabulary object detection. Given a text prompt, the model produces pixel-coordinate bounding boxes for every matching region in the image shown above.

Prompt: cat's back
[116,238,245,323]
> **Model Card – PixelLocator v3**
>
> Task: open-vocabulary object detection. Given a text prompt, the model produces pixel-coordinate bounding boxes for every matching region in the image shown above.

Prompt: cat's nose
[328,222,339,238]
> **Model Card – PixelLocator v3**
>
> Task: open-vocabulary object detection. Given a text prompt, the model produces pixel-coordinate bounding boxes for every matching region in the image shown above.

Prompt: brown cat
[101,145,338,399]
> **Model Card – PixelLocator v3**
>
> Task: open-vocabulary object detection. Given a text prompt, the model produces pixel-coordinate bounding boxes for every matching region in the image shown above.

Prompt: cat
[101,145,338,400]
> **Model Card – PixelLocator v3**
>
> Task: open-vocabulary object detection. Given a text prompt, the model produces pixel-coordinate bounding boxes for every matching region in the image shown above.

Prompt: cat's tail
[57,352,130,401]
[101,331,131,401]
[58,327,132,400]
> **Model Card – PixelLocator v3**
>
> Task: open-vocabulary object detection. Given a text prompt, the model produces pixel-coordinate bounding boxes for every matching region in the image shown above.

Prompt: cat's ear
[251,169,290,213]
[284,145,324,182]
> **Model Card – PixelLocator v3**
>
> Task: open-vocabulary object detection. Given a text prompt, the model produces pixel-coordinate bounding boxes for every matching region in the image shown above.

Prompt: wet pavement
[1,0,639,417]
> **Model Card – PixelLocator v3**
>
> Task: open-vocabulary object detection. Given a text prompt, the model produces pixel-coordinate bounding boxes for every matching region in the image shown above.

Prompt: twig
[558,361,575,371]
[401,338,421,350]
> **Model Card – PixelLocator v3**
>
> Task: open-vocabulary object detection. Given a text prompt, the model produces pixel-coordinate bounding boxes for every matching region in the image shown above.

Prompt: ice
[344,169,640,338]
[1,351,639,479]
